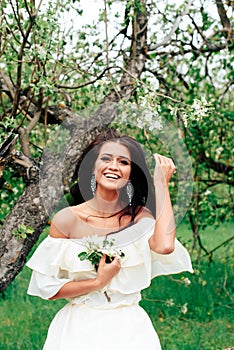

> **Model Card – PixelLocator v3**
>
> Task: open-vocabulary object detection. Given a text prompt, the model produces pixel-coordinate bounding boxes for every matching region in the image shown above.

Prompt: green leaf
[26,227,34,234]
[78,252,88,261]
[88,252,98,260]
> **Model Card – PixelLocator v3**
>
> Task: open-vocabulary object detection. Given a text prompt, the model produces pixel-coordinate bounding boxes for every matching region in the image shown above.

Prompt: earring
[90,174,96,196]
[126,181,134,206]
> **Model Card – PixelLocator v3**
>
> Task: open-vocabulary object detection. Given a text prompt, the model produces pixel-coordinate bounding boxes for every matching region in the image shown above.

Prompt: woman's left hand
[153,154,176,187]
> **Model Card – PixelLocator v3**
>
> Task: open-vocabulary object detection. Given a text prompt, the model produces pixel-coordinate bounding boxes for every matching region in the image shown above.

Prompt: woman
[27,128,193,350]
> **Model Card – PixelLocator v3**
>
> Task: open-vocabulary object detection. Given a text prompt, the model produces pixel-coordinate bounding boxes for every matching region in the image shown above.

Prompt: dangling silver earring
[90,174,96,196]
[126,181,134,206]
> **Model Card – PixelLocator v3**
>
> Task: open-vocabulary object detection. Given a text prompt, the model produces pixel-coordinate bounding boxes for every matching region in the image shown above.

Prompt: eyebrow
[100,153,131,161]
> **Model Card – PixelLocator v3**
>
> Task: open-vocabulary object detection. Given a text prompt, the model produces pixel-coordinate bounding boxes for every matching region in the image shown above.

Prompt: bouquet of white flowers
[78,236,125,302]
[78,236,125,271]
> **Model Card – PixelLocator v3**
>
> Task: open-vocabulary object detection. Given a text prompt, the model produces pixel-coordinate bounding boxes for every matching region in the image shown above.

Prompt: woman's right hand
[95,255,121,289]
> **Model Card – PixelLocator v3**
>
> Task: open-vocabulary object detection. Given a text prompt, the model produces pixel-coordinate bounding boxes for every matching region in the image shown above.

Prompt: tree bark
[0,1,148,293]
[215,0,232,31]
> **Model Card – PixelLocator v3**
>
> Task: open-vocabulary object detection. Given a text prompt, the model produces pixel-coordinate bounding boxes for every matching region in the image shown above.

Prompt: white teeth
[105,173,119,179]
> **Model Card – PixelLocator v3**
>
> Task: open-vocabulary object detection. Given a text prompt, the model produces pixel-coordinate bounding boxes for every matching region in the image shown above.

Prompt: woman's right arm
[50,256,120,300]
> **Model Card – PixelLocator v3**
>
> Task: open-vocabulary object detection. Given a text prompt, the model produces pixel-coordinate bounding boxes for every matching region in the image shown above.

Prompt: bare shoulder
[49,207,77,238]
[69,202,88,217]
[134,206,154,223]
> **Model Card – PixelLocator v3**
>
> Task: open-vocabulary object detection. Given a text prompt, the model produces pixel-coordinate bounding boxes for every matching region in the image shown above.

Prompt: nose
[108,158,118,169]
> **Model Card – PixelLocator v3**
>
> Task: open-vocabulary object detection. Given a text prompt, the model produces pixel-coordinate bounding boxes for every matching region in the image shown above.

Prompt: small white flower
[149,117,163,131]
[143,111,153,123]
[138,96,147,106]
[137,119,144,129]
[183,277,191,285]
[192,99,201,111]
[204,190,211,196]
[169,107,177,116]
[191,98,209,120]
[201,96,208,104]
[216,147,223,155]
[166,298,175,307]
[181,303,188,314]
[181,113,188,128]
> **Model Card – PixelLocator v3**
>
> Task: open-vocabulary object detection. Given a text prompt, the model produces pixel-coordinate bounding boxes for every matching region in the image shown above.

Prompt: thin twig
[55,67,116,90]
[121,66,188,105]
[103,0,121,99]
[207,235,234,256]
[148,0,193,52]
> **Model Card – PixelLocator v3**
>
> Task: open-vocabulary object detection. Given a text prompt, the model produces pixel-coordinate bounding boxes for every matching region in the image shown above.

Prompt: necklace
[85,200,125,219]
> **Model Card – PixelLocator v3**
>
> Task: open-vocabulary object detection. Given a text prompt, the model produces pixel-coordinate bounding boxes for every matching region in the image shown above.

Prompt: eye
[119,159,130,165]
[100,156,111,162]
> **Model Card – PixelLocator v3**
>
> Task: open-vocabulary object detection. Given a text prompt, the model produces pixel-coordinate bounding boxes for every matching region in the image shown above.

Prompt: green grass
[0,222,233,349]
[141,259,233,349]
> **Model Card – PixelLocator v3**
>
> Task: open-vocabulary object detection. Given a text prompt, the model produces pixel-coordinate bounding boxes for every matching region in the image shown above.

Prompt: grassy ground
[0,221,233,350]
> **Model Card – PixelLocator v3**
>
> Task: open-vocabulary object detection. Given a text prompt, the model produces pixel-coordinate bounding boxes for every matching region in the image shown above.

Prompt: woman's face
[93,141,131,193]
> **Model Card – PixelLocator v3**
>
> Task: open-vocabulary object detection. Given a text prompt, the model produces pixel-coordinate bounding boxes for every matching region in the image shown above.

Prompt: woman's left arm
[149,154,177,254]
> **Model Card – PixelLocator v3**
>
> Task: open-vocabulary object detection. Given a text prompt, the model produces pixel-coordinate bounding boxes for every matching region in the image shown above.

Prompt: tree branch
[54,67,116,90]
[199,150,233,176]
[208,235,234,256]
[215,0,232,31]
[148,0,193,52]
[10,12,36,118]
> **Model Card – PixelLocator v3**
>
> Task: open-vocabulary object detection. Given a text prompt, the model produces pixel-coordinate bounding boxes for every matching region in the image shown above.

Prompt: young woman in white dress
[27,129,193,349]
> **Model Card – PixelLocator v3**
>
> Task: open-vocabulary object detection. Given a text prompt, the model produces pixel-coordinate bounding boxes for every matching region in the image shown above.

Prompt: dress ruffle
[27,218,193,300]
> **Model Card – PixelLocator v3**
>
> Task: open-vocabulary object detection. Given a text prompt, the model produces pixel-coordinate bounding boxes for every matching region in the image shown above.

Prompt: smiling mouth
[104,173,120,179]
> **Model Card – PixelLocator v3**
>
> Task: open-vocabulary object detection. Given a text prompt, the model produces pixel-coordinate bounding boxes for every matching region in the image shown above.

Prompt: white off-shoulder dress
[27,217,193,350]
